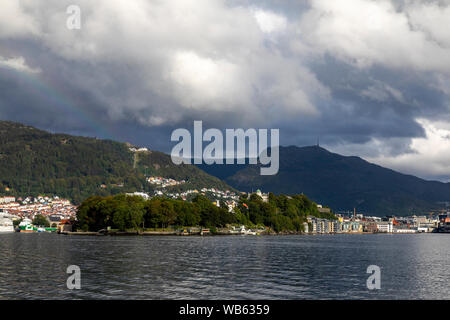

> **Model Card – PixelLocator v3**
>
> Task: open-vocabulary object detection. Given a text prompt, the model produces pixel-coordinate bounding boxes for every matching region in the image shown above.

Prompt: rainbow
[5,67,117,141]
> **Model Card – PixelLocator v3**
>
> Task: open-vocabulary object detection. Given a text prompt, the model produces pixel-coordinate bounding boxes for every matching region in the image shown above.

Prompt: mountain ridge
[0,120,234,203]
[3,119,449,215]
[197,145,450,216]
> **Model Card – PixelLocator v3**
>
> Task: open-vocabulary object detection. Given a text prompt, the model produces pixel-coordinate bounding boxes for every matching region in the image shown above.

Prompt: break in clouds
[1,0,450,180]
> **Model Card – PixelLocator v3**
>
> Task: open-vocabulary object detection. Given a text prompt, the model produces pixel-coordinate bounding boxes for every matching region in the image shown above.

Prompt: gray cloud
[1,0,450,180]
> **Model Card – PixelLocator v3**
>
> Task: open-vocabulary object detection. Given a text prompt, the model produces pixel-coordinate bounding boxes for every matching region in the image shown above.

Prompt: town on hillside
[1,187,449,234]
[0,195,76,232]
[307,210,443,234]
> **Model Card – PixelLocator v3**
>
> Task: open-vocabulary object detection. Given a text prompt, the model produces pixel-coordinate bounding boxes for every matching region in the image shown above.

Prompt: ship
[0,215,14,233]
[18,218,37,233]
[436,213,450,233]
[229,225,259,235]
[19,224,38,233]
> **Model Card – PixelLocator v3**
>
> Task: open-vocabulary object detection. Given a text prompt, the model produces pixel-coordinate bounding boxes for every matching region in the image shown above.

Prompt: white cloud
[253,9,287,33]
[299,0,450,72]
[168,50,252,112]
[407,1,450,48]
[0,1,39,38]
[331,119,450,181]
[0,56,40,74]
[0,0,323,128]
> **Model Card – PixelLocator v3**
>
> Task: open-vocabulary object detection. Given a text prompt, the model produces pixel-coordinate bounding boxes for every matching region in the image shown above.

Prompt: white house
[0,197,15,204]
[376,222,393,233]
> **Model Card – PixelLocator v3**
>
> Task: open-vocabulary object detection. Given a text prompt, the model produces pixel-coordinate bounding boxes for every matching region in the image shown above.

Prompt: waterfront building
[313,219,322,234]
[327,221,335,233]
[333,221,340,233]
[349,221,362,232]
[48,215,61,227]
[308,217,318,233]
[364,222,378,233]
[307,217,341,234]
[57,219,73,233]
[376,221,393,233]
[324,220,330,233]
[303,222,309,233]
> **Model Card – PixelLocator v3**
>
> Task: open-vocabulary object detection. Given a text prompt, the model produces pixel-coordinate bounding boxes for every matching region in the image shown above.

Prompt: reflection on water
[0,233,449,299]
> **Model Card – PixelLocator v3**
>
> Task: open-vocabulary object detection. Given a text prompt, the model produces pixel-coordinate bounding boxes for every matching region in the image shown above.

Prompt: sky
[1,0,450,181]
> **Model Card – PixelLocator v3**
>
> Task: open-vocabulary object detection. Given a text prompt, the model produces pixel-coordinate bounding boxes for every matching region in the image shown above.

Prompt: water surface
[0,233,448,299]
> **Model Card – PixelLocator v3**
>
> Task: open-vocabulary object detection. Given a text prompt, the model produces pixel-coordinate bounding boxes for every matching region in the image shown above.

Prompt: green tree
[32,214,50,227]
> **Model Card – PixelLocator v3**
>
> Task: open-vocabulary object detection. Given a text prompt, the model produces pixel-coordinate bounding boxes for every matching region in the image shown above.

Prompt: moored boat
[0,212,14,233]
[19,224,38,233]
[230,225,259,235]
[0,218,14,233]
[18,219,38,233]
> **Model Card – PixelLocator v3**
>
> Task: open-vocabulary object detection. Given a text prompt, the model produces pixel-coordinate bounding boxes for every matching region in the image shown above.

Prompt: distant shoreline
[56,230,441,237]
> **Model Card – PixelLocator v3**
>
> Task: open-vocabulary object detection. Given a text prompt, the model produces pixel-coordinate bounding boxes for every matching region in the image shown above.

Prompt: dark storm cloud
[1,0,450,180]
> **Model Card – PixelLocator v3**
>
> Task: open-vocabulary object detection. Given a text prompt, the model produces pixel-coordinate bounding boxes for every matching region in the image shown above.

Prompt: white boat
[0,217,14,233]
[18,218,32,227]
[242,228,257,236]
[231,225,258,235]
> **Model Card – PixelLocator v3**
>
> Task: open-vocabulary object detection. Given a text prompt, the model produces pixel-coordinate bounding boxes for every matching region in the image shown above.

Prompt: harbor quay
[1,194,449,235]
[306,213,444,234]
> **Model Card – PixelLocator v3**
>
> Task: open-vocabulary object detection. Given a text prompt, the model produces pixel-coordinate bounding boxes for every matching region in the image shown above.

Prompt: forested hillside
[0,121,232,203]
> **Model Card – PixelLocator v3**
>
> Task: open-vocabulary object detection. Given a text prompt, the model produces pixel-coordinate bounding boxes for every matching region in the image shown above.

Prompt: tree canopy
[32,214,50,227]
[76,193,336,233]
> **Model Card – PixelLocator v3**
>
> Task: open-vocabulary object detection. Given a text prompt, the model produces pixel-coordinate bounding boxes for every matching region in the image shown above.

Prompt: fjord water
[0,233,448,299]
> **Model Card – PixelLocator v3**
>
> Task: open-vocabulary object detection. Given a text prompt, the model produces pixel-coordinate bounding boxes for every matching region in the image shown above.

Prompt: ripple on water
[0,233,449,299]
